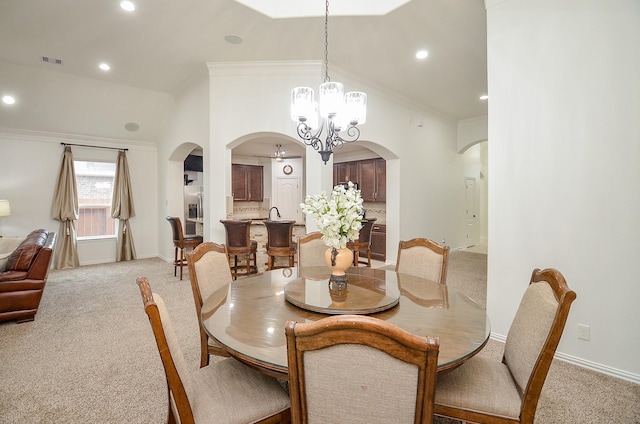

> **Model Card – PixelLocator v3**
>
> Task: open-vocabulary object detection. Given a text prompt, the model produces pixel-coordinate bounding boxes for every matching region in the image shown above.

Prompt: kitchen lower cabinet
[370,223,386,262]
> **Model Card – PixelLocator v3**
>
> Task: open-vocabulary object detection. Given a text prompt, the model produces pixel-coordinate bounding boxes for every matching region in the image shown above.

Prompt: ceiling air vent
[41,56,63,65]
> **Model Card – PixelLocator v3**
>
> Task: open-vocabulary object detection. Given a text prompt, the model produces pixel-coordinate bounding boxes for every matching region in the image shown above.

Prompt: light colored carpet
[0,252,638,423]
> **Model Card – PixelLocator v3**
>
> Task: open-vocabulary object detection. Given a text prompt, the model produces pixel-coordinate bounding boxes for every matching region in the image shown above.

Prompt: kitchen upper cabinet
[334,162,358,185]
[232,164,263,201]
[333,158,386,202]
[357,158,386,202]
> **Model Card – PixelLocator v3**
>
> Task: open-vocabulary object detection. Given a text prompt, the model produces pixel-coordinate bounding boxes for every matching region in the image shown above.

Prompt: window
[74,161,116,238]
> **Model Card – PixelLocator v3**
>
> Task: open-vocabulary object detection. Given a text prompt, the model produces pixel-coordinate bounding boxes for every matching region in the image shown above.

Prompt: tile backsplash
[231,199,271,219]
[230,199,386,224]
[363,202,386,224]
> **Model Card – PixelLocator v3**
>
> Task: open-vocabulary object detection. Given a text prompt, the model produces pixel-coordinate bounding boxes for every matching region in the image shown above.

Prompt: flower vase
[324,247,353,279]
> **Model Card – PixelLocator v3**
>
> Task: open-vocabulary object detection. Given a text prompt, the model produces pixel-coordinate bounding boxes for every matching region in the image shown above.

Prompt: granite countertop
[247,218,305,226]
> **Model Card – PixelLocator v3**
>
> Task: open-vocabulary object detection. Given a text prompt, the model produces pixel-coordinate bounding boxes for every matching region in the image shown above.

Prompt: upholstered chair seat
[435,356,522,419]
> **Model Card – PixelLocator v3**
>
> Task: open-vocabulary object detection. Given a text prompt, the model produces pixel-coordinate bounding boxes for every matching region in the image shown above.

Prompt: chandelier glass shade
[290,0,367,164]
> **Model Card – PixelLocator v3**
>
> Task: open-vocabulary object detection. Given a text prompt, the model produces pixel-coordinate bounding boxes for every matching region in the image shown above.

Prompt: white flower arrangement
[300,181,364,249]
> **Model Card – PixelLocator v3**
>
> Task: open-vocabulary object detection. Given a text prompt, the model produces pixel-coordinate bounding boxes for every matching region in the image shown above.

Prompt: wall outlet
[577,324,590,341]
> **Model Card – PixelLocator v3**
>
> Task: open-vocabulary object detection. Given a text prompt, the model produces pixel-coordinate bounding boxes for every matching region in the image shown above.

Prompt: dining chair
[296,232,326,268]
[395,237,450,285]
[135,276,291,424]
[434,268,577,424]
[166,216,203,281]
[219,219,258,280]
[346,217,377,267]
[186,242,233,367]
[285,314,440,424]
[264,220,296,270]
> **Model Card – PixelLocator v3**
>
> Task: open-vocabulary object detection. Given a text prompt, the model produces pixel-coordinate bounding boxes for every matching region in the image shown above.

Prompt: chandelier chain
[324,0,330,83]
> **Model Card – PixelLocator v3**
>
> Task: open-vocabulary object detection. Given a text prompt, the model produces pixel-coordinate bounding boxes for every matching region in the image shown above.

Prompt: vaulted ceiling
[0,0,487,157]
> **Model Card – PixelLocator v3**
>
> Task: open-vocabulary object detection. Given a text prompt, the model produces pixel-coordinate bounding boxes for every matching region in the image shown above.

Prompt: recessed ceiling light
[99,63,111,71]
[480,95,489,100]
[124,122,140,132]
[224,34,243,45]
[120,1,135,12]
[2,95,16,105]
[416,50,429,60]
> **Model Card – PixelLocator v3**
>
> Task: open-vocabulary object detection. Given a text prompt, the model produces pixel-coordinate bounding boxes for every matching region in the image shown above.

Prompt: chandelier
[274,144,285,162]
[290,0,367,164]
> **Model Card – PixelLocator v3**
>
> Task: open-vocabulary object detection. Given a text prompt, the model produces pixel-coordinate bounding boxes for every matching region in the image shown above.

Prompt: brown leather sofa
[0,229,57,323]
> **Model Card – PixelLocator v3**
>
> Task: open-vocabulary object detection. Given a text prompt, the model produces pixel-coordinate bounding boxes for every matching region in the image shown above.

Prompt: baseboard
[554,352,640,384]
[490,333,640,385]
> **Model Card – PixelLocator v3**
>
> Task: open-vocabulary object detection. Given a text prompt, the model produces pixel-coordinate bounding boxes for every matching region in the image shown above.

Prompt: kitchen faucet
[269,206,281,220]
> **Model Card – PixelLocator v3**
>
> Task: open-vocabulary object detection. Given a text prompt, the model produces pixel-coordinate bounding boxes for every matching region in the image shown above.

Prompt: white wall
[203,61,470,263]
[156,70,209,262]
[0,129,158,264]
[487,0,640,381]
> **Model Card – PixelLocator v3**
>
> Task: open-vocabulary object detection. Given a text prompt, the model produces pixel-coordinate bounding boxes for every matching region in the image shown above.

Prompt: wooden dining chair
[347,218,377,267]
[135,276,291,424]
[396,237,450,285]
[434,268,577,424]
[186,242,232,367]
[285,315,440,424]
[166,216,203,280]
[296,232,327,268]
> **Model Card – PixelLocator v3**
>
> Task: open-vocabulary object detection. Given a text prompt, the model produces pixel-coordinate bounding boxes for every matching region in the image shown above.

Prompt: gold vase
[324,247,353,277]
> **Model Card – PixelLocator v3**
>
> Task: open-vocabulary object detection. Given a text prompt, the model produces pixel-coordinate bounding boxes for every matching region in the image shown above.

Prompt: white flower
[300,181,364,249]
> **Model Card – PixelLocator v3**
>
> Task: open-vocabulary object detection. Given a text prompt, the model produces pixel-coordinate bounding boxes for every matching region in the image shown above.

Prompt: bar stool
[347,218,377,267]
[166,216,203,280]
[264,220,296,270]
[220,219,258,280]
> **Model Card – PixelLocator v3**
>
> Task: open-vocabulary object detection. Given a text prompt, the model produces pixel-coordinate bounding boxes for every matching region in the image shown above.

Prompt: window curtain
[51,146,80,269]
[111,150,137,261]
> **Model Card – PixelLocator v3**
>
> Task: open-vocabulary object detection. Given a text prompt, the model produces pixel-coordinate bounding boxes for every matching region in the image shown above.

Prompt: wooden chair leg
[179,248,184,280]
[173,247,178,276]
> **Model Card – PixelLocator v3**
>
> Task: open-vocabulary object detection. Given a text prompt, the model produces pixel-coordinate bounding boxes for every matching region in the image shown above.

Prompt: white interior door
[275,177,302,222]
[465,177,478,247]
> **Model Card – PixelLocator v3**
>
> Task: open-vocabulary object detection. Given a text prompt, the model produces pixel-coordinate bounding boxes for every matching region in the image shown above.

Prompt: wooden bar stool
[220,219,258,280]
[347,218,377,267]
[264,220,296,270]
[166,216,203,280]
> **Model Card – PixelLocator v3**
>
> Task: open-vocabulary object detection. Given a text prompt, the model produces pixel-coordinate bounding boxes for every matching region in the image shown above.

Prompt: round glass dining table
[201,266,490,381]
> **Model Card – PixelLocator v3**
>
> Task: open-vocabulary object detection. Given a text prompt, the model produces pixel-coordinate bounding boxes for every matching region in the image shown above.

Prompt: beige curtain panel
[111,150,136,261]
[51,146,80,269]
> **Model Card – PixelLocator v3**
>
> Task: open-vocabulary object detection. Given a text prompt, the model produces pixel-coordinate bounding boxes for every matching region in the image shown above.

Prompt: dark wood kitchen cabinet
[333,161,358,185]
[370,223,386,262]
[333,158,386,202]
[358,158,386,202]
[232,164,263,201]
